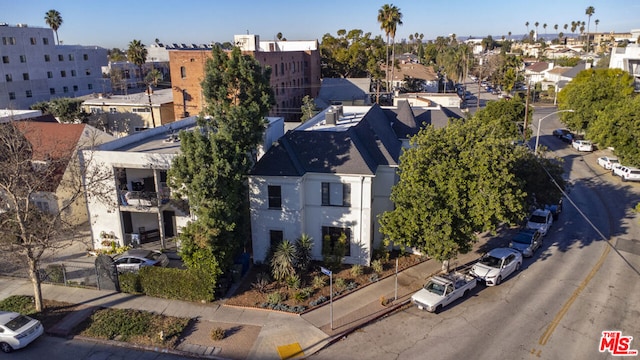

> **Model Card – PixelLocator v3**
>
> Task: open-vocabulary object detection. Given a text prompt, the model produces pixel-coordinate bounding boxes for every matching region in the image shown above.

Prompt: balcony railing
[119,190,171,207]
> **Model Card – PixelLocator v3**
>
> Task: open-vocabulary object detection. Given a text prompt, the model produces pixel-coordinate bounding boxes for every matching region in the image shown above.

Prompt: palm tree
[595,19,600,33]
[377,4,403,92]
[127,39,147,87]
[571,21,577,34]
[585,6,595,53]
[508,31,512,41]
[554,24,558,33]
[534,22,540,40]
[564,23,568,32]
[44,9,63,45]
[525,21,530,35]
[543,23,548,38]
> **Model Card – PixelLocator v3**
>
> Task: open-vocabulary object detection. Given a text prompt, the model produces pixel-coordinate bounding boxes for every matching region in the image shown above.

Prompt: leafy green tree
[44,9,63,45]
[30,98,88,123]
[127,40,147,87]
[168,46,274,289]
[379,115,529,269]
[589,97,640,166]
[108,48,127,62]
[400,76,426,93]
[319,29,385,79]
[557,68,634,131]
[300,95,318,122]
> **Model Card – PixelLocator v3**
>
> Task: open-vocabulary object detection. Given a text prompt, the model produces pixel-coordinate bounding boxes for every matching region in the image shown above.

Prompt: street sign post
[320,267,333,329]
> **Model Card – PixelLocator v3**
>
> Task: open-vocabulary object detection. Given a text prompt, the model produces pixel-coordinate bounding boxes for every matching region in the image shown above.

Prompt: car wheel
[516,262,521,271]
[463,290,470,297]
[0,342,12,353]
[495,276,502,285]
[435,305,443,314]
[622,177,627,182]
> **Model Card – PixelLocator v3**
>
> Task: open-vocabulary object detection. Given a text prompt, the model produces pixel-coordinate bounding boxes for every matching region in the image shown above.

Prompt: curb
[71,335,228,360]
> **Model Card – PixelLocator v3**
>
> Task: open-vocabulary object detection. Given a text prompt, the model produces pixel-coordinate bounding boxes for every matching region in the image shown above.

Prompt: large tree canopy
[589,96,640,166]
[557,68,634,132]
[168,46,274,282]
[319,29,386,79]
[379,115,528,263]
[379,99,564,265]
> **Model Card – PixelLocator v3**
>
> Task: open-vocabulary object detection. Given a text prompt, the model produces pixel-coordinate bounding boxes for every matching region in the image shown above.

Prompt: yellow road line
[538,243,611,345]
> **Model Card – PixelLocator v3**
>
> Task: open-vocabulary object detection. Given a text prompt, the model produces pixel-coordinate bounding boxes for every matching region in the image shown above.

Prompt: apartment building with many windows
[0,23,109,109]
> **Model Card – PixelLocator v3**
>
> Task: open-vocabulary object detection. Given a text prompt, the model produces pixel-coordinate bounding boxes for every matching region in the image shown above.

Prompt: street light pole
[534,109,575,153]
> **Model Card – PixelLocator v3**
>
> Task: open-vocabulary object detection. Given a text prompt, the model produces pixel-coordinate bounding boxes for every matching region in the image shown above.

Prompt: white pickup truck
[411,272,477,313]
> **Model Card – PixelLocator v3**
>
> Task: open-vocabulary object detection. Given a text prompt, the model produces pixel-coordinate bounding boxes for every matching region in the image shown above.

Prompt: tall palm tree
[585,6,595,53]
[525,21,530,36]
[571,21,578,34]
[508,31,512,41]
[377,4,403,92]
[44,9,63,45]
[543,23,548,37]
[127,39,147,87]
[554,24,558,33]
[564,24,568,32]
[534,22,540,40]
[595,19,600,33]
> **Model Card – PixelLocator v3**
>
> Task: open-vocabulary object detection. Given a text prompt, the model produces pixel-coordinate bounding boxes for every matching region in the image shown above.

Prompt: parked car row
[598,156,640,182]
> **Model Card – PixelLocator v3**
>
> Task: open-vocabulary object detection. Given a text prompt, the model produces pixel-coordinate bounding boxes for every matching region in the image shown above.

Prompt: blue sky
[2,0,637,49]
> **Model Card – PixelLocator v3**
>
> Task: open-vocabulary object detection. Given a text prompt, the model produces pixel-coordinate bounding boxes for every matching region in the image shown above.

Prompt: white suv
[618,167,640,182]
[526,209,553,236]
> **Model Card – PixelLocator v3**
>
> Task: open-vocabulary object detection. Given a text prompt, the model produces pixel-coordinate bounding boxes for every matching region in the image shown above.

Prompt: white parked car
[612,163,625,176]
[618,166,640,182]
[470,248,522,286]
[572,139,593,152]
[0,311,44,353]
[526,209,553,236]
[597,156,619,170]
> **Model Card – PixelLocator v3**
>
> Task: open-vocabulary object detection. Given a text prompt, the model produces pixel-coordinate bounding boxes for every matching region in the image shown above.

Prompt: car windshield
[512,233,532,244]
[529,215,546,224]
[5,315,31,331]
[611,159,619,164]
[425,281,445,296]
[479,255,501,268]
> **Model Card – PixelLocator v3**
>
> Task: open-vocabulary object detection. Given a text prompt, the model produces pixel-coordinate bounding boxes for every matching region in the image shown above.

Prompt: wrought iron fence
[37,263,99,289]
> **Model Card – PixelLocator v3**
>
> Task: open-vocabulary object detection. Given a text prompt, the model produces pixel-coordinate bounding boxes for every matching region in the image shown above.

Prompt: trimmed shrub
[119,272,143,294]
[136,267,215,302]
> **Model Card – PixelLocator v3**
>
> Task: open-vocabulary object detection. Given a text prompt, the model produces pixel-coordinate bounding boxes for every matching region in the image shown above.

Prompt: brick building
[169,34,320,121]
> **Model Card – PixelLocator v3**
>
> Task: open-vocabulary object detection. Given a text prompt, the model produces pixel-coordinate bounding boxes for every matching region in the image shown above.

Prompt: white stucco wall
[82,149,179,248]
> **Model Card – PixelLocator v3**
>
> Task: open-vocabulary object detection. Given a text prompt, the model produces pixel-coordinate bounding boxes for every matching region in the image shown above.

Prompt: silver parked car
[0,311,44,353]
[113,249,170,272]
[470,248,522,286]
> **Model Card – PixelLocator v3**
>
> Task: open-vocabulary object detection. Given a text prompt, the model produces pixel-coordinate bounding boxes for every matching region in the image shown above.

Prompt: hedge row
[120,267,215,302]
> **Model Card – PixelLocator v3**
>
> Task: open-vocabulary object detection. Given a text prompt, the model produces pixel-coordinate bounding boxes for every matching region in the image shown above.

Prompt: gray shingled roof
[251,104,464,177]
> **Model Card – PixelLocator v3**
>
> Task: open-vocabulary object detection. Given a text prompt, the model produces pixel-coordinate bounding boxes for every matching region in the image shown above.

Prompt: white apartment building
[0,23,109,109]
[82,116,284,250]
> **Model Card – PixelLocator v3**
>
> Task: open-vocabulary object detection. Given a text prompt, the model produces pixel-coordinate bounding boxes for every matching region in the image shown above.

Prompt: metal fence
[38,263,99,289]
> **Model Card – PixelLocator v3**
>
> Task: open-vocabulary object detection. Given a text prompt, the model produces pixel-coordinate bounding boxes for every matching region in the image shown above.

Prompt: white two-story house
[249,102,464,265]
[83,116,285,250]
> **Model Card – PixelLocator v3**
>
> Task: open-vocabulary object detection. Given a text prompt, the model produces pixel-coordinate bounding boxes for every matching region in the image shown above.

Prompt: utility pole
[523,80,531,142]
[147,85,156,128]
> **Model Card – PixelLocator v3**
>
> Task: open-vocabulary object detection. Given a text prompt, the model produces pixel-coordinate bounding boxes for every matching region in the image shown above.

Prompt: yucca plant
[270,240,296,281]
[294,234,314,272]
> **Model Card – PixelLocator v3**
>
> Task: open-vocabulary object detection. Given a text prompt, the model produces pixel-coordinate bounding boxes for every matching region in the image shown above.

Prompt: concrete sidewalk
[0,235,501,359]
